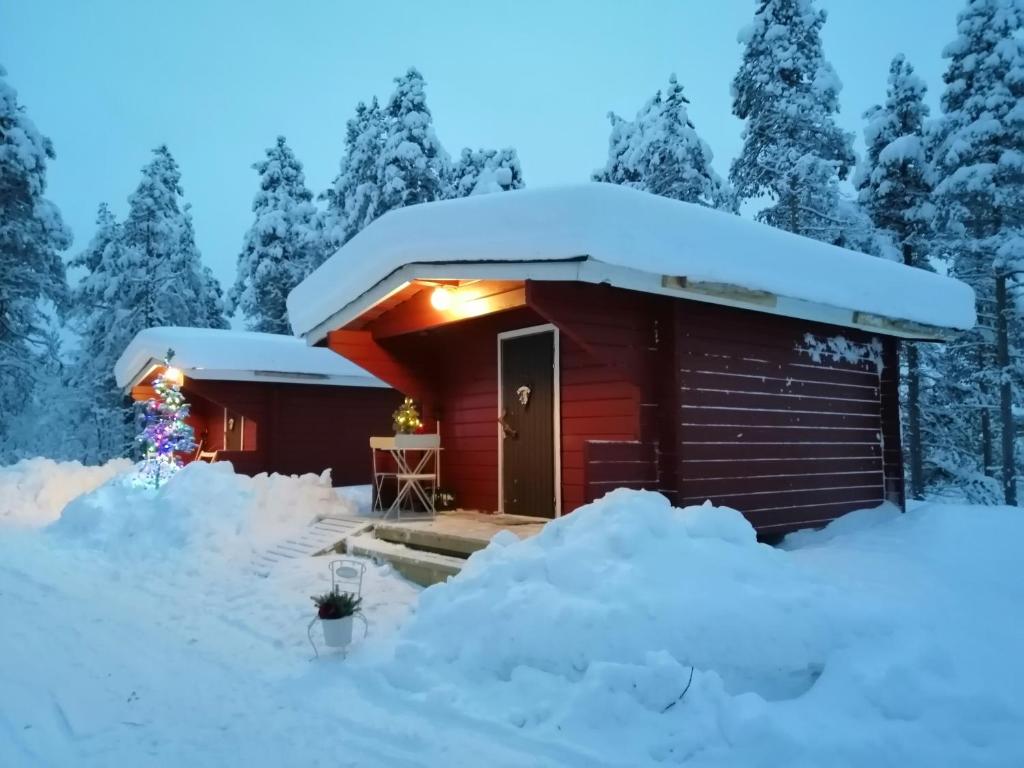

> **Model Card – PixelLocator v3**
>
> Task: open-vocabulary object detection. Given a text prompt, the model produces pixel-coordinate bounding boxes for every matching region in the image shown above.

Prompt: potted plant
[311,591,362,647]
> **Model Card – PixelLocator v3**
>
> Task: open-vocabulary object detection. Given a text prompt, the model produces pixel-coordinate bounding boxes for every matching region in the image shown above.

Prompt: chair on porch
[193,439,219,464]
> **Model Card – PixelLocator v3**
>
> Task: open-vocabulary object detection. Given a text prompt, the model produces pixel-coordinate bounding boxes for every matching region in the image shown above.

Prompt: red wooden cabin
[115,327,401,485]
[287,184,975,533]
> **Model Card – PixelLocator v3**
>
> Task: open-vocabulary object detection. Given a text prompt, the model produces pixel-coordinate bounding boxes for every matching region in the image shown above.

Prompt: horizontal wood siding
[429,308,545,512]
[676,302,890,533]
[528,281,660,509]
[179,378,398,485]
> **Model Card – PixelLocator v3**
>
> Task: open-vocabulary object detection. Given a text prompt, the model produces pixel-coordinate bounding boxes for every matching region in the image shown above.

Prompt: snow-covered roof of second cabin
[114,327,389,390]
[286,182,976,343]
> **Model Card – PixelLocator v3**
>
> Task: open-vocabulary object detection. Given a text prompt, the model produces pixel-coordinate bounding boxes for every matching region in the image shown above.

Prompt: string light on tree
[392,396,422,434]
[134,349,196,488]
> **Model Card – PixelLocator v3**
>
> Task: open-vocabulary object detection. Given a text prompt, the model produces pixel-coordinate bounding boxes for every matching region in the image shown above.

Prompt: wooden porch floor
[372,510,547,556]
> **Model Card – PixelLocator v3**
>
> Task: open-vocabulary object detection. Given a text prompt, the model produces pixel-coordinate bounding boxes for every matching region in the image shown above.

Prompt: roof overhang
[301,256,957,345]
[121,358,390,393]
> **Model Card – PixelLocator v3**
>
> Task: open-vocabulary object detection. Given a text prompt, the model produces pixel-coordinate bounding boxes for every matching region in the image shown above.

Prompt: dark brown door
[500,330,556,518]
[224,410,243,451]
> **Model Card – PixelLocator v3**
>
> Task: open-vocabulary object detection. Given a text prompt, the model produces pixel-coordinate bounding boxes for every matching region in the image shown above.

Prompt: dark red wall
[184,379,400,486]
[322,281,905,532]
[673,300,901,533]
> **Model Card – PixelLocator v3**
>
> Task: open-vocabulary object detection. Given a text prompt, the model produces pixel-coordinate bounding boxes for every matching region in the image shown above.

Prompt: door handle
[498,409,518,439]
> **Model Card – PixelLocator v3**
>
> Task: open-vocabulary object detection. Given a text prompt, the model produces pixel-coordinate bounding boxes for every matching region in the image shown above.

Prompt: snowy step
[347,534,464,587]
[252,516,374,577]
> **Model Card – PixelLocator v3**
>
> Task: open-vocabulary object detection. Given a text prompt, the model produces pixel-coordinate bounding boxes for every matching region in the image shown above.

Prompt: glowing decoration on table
[430,285,454,311]
[133,349,196,489]
[392,396,423,434]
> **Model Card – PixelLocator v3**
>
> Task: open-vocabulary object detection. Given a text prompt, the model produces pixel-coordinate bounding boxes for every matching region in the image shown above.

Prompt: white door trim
[496,323,562,517]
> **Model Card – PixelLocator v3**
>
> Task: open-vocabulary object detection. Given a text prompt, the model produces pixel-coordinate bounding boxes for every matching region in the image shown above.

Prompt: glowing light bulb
[430,285,454,311]
[164,366,184,387]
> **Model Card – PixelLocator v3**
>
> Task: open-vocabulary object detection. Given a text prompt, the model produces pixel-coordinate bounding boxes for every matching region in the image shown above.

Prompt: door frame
[496,323,562,517]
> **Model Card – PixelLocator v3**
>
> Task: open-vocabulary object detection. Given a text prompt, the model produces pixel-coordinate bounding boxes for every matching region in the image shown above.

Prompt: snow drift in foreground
[1,461,1021,766]
[49,461,357,559]
[0,457,132,527]
[382,489,1024,766]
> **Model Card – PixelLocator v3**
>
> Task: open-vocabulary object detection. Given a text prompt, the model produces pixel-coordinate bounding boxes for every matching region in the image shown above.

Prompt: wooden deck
[344,510,548,586]
[372,510,546,556]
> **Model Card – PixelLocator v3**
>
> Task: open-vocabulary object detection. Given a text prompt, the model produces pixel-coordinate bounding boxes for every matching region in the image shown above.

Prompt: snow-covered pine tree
[593,112,643,187]
[0,64,72,460]
[377,68,450,217]
[448,148,525,198]
[67,203,136,462]
[229,136,319,334]
[730,0,860,242]
[322,98,387,251]
[855,55,936,499]
[595,75,733,210]
[181,204,228,330]
[930,0,1024,503]
[120,145,225,330]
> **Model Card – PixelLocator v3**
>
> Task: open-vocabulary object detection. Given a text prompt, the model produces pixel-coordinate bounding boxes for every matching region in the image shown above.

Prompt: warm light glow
[430,285,455,311]
[163,366,184,387]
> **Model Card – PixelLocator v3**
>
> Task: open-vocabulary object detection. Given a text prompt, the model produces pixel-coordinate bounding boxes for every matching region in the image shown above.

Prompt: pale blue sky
[3,0,964,292]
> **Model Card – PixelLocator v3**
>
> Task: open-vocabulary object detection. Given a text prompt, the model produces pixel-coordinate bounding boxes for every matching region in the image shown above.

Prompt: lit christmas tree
[392,397,422,434]
[134,349,195,488]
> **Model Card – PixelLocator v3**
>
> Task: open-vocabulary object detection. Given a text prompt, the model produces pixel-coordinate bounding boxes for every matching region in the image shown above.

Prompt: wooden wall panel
[675,302,893,534]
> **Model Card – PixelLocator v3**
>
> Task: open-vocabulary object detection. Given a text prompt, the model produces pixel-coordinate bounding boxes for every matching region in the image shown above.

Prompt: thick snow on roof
[114,327,388,389]
[287,183,975,339]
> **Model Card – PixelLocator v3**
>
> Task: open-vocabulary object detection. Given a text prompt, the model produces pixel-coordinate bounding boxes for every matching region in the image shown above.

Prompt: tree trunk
[906,342,924,499]
[995,273,1017,505]
[900,244,924,499]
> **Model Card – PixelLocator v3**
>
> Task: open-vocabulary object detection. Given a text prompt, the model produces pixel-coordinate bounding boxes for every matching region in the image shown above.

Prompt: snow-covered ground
[1,461,1022,766]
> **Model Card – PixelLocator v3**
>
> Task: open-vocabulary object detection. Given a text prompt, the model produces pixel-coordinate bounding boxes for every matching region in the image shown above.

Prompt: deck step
[372,522,490,557]
[347,534,464,587]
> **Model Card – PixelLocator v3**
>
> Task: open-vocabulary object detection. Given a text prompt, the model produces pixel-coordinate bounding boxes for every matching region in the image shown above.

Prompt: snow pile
[379,489,1024,765]
[0,458,132,528]
[50,461,356,561]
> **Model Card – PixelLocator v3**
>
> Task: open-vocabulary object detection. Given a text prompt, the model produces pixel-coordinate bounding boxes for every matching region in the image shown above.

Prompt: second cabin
[287,183,975,534]
[115,327,401,485]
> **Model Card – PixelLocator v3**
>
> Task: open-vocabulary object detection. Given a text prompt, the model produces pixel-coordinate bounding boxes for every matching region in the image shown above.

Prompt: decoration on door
[516,385,532,407]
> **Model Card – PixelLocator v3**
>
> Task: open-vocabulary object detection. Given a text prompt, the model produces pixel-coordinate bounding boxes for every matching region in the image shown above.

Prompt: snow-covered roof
[287,183,976,343]
[114,327,389,390]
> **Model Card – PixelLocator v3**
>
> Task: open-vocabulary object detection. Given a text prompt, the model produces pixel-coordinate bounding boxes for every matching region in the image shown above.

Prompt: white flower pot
[320,616,354,647]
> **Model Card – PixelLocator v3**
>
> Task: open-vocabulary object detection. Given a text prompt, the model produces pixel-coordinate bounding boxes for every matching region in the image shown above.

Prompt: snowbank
[0,457,132,528]
[50,461,357,561]
[378,489,1024,765]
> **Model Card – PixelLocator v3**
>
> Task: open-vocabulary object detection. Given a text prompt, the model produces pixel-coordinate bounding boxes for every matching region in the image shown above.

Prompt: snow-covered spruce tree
[855,55,936,499]
[322,98,387,251]
[229,136,319,334]
[930,0,1024,503]
[0,64,72,461]
[376,68,450,217]
[448,147,525,198]
[67,204,136,462]
[730,0,861,242]
[120,145,226,330]
[594,75,734,210]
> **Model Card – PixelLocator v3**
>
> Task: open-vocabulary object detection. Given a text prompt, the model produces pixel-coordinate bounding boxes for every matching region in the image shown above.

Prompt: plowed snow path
[0,534,606,767]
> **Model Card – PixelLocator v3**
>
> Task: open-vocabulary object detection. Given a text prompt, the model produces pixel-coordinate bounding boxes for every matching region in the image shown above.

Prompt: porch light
[430,285,455,311]
[163,366,185,387]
